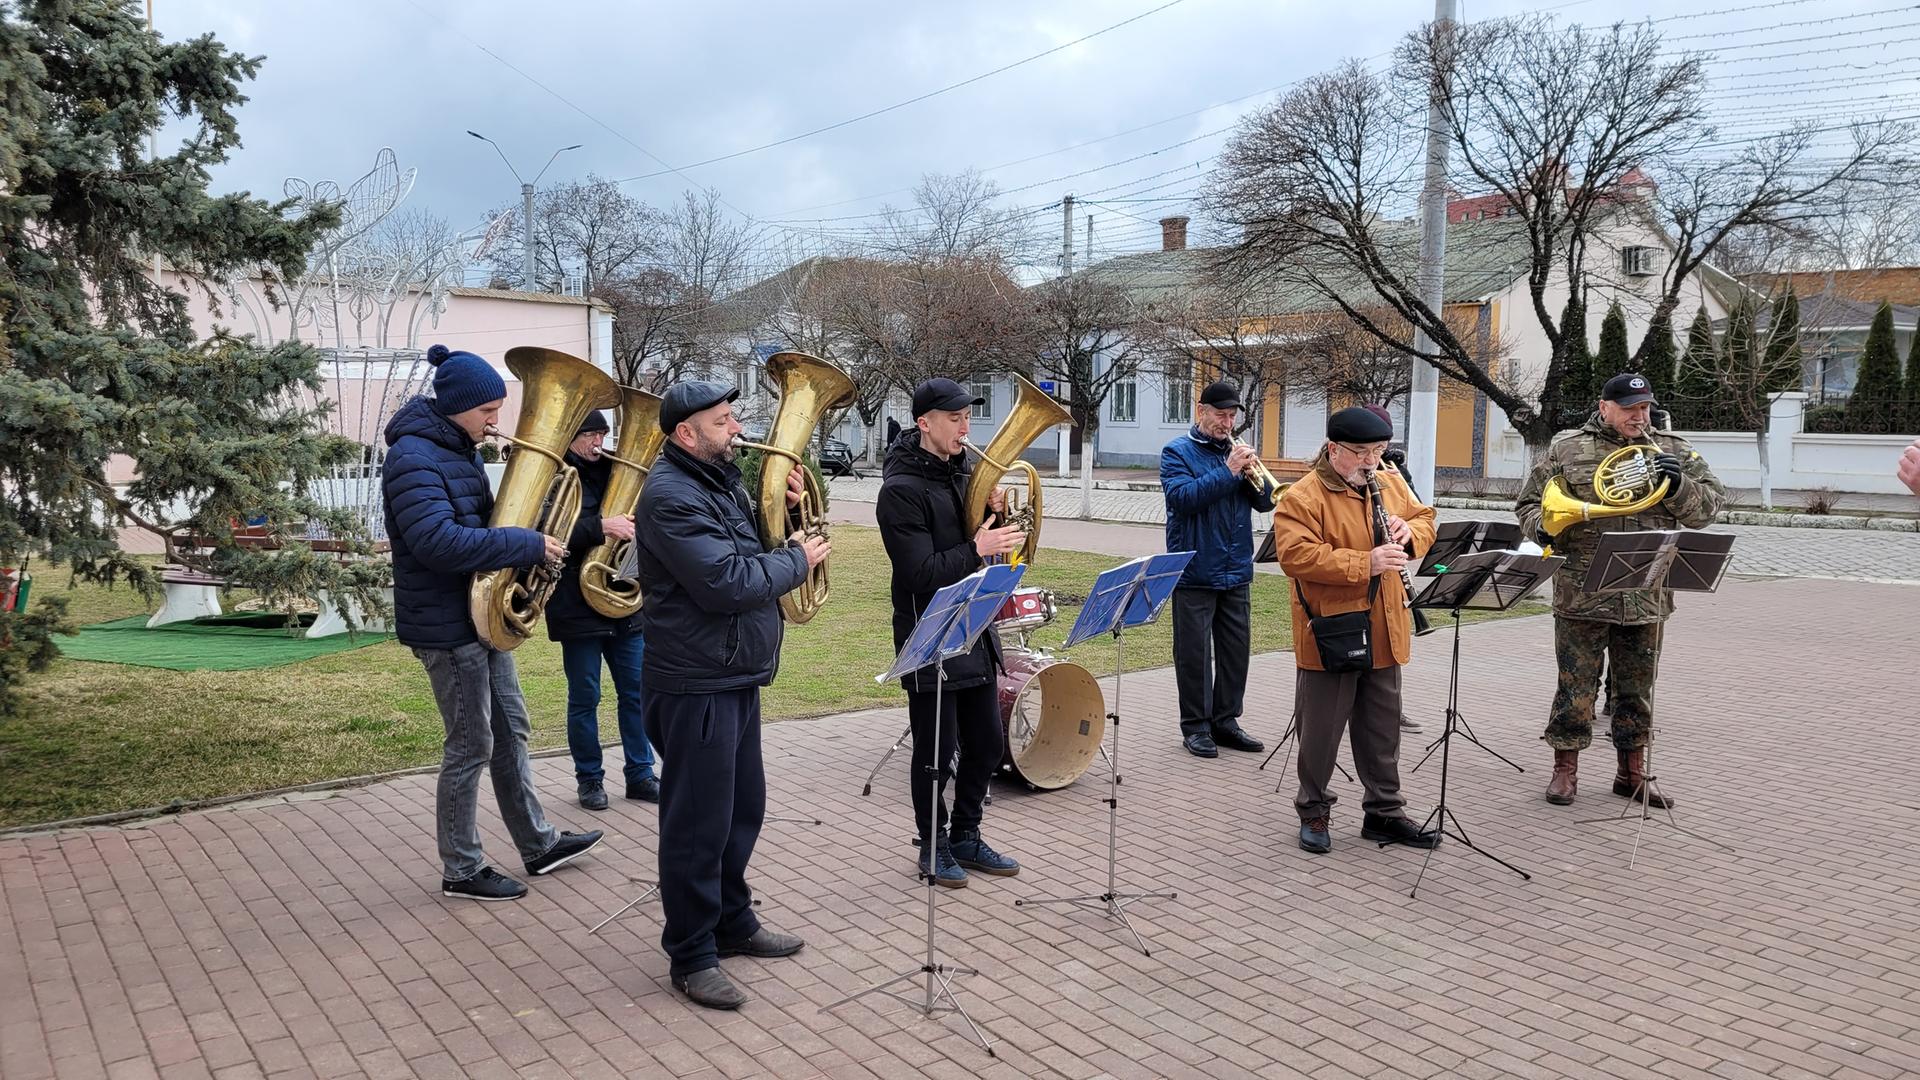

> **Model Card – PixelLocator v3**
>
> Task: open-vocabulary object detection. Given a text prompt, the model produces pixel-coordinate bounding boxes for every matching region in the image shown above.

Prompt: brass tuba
[578,384,666,619]
[470,346,621,650]
[734,351,855,624]
[1538,442,1670,554]
[961,373,1073,567]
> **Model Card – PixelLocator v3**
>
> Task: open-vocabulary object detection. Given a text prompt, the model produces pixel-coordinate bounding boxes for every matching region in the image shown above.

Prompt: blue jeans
[561,632,656,788]
[413,642,558,882]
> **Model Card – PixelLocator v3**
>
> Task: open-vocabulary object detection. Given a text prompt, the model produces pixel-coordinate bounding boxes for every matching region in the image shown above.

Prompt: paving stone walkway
[4,577,1917,1079]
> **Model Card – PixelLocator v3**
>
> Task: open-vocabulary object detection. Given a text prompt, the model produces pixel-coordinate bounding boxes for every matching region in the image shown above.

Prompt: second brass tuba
[961,373,1073,567]
[735,351,855,624]
[470,346,621,650]
[579,384,666,619]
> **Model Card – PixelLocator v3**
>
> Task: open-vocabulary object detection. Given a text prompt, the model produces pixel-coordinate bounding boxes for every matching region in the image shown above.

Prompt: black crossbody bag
[1294,488,1382,674]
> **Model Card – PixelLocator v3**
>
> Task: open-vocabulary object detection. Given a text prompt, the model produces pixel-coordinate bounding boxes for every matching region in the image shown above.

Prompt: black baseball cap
[912,377,984,418]
[658,380,740,433]
[1199,380,1241,410]
[1601,372,1657,407]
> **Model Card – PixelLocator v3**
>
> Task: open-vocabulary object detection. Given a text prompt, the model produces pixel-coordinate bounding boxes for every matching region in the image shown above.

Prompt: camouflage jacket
[1514,413,1726,625]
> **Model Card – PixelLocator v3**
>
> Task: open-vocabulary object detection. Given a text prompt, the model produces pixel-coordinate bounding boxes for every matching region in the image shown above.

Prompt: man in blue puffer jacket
[1161,380,1278,759]
[382,344,602,903]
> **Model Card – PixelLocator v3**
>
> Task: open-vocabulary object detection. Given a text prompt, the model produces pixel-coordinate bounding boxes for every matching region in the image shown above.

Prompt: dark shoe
[672,967,746,1010]
[717,927,805,959]
[578,780,608,812]
[441,867,527,902]
[626,777,660,803]
[1211,723,1264,753]
[1399,715,1424,735]
[1546,749,1578,806]
[917,839,968,888]
[1183,733,1219,758]
[524,830,603,876]
[1613,749,1673,809]
[1362,812,1441,849]
[1298,817,1332,854]
[948,829,1020,877]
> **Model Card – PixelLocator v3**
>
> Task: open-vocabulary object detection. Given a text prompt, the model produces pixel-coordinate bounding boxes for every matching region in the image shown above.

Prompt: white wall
[1675,395,1915,495]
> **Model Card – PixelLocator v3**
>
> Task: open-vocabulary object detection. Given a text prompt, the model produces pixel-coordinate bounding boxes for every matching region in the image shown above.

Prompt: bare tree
[486,174,663,293]
[1143,278,1292,439]
[1204,16,1911,451]
[1030,273,1145,505]
[874,170,1037,261]
[602,188,753,388]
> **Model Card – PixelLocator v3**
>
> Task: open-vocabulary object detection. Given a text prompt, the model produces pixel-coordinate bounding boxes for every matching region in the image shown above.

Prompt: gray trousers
[414,642,558,882]
[1171,584,1252,738]
[1293,664,1407,822]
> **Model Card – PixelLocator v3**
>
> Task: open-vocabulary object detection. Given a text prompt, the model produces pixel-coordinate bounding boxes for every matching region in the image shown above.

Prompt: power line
[612,0,1190,184]
[1667,3,1919,40]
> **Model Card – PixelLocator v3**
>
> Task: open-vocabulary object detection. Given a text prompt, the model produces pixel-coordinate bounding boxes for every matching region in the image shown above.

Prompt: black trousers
[1170,584,1252,738]
[907,682,1001,841]
[643,687,763,978]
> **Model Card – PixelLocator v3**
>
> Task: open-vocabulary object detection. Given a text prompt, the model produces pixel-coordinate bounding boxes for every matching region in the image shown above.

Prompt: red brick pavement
[3,577,1917,1080]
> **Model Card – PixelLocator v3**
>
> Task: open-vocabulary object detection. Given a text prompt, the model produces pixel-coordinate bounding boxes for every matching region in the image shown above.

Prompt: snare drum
[992,587,1057,634]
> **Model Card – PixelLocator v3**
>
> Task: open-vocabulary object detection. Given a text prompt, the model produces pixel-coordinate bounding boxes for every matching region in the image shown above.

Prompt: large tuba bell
[1538,442,1670,551]
[735,351,855,624]
[961,373,1073,567]
[579,384,666,619]
[470,346,621,650]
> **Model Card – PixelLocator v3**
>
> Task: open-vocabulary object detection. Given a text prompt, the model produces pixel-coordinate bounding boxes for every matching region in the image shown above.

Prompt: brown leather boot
[1546,750,1578,805]
[1613,748,1674,809]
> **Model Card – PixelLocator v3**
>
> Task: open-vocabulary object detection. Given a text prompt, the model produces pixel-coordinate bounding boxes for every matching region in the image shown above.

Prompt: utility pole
[1086,213,1094,266]
[1061,194,1075,276]
[467,131,582,292]
[1404,0,1456,502]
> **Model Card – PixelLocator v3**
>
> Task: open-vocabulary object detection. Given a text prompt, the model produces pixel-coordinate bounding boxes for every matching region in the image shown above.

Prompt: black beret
[658,380,739,433]
[1327,405,1392,443]
[575,410,610,436]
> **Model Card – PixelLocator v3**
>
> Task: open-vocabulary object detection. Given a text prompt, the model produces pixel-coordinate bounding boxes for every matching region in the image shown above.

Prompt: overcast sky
[157,0,1916,277]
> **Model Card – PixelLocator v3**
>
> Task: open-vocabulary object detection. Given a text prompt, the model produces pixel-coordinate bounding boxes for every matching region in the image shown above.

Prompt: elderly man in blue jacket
[382,345,603,903]
[633,380,829,1011]
[1161,381,1278,758]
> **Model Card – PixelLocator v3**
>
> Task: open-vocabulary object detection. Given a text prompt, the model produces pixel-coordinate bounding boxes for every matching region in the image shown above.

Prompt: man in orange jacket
[1273,407,1439,855]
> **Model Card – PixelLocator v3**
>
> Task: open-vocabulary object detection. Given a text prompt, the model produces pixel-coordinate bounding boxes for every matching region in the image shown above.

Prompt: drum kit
[862,585,1108,795]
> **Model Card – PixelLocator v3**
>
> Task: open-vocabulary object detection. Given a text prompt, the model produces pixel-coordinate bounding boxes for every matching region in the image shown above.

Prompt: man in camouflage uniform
[1515,373,1726,808]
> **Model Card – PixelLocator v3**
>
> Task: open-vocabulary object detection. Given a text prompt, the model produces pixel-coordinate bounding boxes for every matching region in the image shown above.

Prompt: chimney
[1160,215,1189,252]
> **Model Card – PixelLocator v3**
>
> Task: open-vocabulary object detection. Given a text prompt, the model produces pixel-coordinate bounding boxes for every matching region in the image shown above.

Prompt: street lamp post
[466,131,582,291]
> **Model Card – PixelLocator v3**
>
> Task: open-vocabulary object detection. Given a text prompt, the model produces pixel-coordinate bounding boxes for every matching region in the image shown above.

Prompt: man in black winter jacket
[631,380,828,1011]
[546,410,658,811]
[875,378,1029,890]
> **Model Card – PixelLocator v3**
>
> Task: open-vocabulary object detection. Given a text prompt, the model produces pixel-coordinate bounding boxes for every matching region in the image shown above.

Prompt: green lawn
[0,526,1540,827]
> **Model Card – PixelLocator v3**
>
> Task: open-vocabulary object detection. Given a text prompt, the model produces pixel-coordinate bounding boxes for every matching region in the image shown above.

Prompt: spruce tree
[1674,308,1720,430]
[1596,301,1630,383]
[1556,291,1594,426]
[1638,309,1678,417]
[1906,315,1920,433]
[1720,300,1757,432]
[1761,292,1803,395]
[1849,301,1903,434]
[0,1,383,716]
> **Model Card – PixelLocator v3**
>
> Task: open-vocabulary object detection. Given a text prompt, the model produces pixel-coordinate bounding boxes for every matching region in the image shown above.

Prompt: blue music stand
[822,562,1024,1057]
[1017,551,1192,957]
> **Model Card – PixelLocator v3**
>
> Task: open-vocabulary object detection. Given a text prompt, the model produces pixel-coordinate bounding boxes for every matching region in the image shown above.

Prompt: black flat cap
[912,377,985,418]
[1600,372,1657,407]
[658,380,740,433]
[575,410,610,436]
[1327,405,1393,443]
[1199,381,1241,410]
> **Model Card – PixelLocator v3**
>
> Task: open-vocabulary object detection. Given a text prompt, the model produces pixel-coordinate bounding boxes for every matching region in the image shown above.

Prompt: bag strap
[1293,493,1380,619]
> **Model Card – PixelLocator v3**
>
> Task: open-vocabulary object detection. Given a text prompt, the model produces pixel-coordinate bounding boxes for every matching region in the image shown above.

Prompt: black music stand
[1016,551,1192,957]
[1409,522,1529,776]
[1573,530,1736,868]
[1396,549,1560,898]
[821,563,1024,1056]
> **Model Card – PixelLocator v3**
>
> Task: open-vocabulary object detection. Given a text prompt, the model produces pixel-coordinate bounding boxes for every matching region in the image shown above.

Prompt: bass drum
[997,645,1106,790]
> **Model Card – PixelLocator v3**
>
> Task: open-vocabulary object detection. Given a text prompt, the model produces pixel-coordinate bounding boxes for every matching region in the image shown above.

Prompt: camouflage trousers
[1543,618,1663,752]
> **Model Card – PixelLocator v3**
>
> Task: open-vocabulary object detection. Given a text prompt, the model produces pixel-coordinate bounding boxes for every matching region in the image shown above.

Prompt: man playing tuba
[1515,372,1726,807]
[632,380,828,1010]
[876,379,1028,888]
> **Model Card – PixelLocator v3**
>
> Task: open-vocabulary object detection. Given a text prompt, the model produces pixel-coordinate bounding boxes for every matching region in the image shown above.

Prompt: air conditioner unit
[1620,246,1657,277]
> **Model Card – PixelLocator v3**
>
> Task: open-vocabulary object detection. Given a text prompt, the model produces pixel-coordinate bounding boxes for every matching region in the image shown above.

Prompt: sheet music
[617,538,641,583]
[1413,549,1563,611]
[1418,520,1523,577]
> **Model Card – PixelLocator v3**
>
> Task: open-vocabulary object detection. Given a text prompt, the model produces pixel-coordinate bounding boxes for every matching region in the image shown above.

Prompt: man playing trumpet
[1515,372,1725,807]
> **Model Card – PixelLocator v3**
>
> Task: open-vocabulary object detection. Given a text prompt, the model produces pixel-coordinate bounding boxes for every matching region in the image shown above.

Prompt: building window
[1620,246,1657,277]
[970,382,993,420]
[1111,379,1137,423]
[1163,362,1193,424]
[735,363,755,398]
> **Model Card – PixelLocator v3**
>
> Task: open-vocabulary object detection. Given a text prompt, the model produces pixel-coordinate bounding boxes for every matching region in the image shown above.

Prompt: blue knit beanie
[427,344,507,416]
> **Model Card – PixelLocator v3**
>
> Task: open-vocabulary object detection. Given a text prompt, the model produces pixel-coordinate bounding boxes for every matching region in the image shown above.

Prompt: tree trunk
[1755,421,1772,511]
[1080,438,1095,520]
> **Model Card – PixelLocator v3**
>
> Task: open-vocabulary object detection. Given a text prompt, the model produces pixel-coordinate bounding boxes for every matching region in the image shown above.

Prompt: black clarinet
[1369,470,1433,637]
